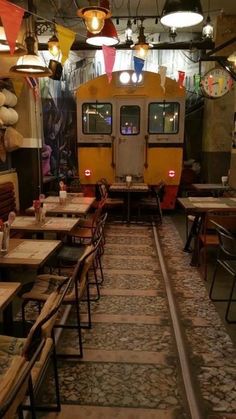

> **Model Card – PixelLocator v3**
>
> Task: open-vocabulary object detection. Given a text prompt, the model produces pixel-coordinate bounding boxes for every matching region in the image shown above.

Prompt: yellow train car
[76,70,185,209]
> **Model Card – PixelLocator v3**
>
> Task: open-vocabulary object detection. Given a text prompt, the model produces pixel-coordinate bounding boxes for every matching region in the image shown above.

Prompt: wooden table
[26,196,95,218]
[192,183,229,197]
[177,197,236,265]
[0,239,61,268]
[110,183,149,222]
[10,216,80,238]
[0,282,21,333]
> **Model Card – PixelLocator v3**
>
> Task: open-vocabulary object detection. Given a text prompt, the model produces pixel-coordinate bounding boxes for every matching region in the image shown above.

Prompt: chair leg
[74,298,83,358]
[225,275,236,323]
[51,337,61,411]
[209,262,219,301]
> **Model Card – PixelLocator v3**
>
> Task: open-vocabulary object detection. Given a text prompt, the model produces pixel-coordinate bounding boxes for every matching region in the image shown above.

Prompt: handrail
[111,135,115,168]
[144,134,149,168]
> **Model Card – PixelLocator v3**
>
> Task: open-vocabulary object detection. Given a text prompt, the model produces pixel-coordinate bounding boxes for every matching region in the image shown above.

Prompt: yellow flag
[12,79,24,97]
[56,24,76,64]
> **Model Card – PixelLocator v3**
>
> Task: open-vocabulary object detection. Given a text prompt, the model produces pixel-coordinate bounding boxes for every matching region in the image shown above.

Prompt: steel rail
[152,222,203,419]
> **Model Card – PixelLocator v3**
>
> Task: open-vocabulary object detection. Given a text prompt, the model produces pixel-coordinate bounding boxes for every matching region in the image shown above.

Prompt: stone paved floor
[39,218,236,419]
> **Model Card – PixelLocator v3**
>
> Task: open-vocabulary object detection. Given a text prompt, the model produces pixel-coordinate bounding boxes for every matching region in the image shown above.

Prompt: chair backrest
[153,182,165,202]
[22,274,73,360]
[210,220,236,258]
[0,182,16,222]
[0,340,45,419]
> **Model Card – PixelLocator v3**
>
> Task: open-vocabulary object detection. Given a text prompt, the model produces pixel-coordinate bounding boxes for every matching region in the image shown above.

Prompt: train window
[148,102,180,134]
[120,105,140,135]
[82,103,112,134]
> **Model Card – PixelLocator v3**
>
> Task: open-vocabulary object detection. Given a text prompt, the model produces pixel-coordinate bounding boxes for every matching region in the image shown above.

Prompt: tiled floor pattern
[40,223,190,419]
[40,219,236,419]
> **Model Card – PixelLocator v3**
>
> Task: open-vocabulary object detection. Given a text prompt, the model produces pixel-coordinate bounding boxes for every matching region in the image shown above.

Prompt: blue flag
[133,56,145,80]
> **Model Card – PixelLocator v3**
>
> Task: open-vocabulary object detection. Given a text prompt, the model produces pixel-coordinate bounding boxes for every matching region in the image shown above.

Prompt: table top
[0,239,61,267]
[178,196,236,212]
[44,195,95,205]
[0,282,21,311]
[192,183,229,190]
[110,183,149,193]
[11,216,80,233]
[26,197,95,217]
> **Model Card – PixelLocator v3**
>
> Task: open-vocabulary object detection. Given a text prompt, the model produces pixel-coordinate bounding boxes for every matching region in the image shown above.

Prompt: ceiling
[11,0,236,49]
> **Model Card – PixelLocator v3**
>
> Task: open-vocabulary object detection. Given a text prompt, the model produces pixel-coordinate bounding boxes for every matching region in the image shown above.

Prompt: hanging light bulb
[77,0,111,34]
[10,34,52,77]
[48,32,60,57]
[202,15,213,39]
[228,51,236,66]
[131,23,153,60]
[125,19,133,45]
[160,0,203,28]
[169,26,177,42]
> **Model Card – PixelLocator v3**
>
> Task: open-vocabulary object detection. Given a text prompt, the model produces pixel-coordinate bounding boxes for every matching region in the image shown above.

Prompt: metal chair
[0,277,72,417]
[209,220,236,323]
[21,237,103,358]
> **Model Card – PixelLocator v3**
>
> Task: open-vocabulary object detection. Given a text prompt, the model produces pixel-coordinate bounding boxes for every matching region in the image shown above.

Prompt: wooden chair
[209,221,236,323]
[0,277,72,417]
[20,238,103,358]
[197,211,236,280]
[138,182,165,223]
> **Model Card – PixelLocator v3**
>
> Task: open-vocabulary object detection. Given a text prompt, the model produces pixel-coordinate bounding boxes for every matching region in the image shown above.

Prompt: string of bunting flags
[0,0,234,97]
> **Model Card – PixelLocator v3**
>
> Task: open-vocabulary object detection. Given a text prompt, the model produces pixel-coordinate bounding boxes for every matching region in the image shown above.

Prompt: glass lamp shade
[48,34,60,57]
[0,26,26,56]
[86,18,119,46]
[160,0,203,28]
[10,35,52,77]
[133,43,150,60]
[131,25,152,60]
[77,6,111,34]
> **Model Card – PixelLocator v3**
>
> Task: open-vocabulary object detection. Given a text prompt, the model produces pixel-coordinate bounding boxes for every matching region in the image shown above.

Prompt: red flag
[0,0,24,55]
[178,70,185,89]
[102,45,116,83]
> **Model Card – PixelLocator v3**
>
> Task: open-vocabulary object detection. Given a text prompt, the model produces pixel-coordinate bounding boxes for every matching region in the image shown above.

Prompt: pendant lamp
[160,0,203,28]
[202,15,214,39]
[10,35,52,77]
[86,18,119,46]
[228,52,236,66]
[0,23,26,56]
[77,0,111,34]
[48,33,60,57]
[131,24,153,60]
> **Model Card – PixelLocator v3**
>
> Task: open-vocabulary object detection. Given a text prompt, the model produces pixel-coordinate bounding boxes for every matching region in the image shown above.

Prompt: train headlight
[119,72,130,84]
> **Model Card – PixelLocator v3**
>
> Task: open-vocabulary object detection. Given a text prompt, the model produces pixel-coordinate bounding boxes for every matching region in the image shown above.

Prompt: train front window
[82,103,112,134]
[148,102,180,134]
[120,105,140,135]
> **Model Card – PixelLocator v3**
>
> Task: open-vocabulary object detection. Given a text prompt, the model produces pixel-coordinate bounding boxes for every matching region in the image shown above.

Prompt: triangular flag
[56,24,76,64]
[194,74,201,94]
[0,0,24,55]
[159,65,167,92]
[102,45,116,83]
[12,78,24,98]
[133,56,144,81]
[178,70,185,89]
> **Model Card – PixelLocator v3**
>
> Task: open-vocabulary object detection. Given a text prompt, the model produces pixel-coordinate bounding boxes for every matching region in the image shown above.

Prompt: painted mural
[40,78,77,185]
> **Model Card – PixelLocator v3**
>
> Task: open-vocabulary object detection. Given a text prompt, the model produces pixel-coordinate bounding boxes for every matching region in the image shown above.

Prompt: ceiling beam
[38,39,215,51]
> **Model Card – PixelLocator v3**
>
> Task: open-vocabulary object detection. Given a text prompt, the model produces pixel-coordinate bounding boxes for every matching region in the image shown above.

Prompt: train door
[115,98,146,180]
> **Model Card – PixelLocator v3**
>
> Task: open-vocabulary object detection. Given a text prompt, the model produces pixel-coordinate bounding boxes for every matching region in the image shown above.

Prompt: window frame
[148,102,180,135]
[82,102,113,135]
[120,104,141,136]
